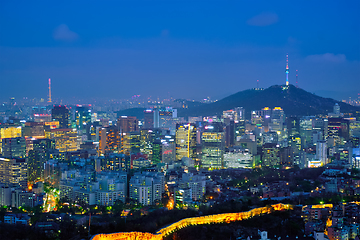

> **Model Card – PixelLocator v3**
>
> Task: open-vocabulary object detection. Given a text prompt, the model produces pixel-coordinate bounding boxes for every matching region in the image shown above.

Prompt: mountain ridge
[178,84,359,118]
[118,85,360,119]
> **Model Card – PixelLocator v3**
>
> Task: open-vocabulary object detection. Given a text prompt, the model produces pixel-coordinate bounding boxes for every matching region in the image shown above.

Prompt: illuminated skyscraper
[327,118,350,146]
[22,122,45,139]
[75,105,92,133]
[117,116,138,133]
[28,139,56,183]
[51,105,70,129]
[201,122,225,170]
[144,109,155,129]
[262,143,280,167]
[47,128,78,152]
[0,125,22,154]
[99,126,120,155]
[0,157,27,189]
[122,132,141,155]
[175,123,197,161]
[1,137,26,159]
[270,107,285,131]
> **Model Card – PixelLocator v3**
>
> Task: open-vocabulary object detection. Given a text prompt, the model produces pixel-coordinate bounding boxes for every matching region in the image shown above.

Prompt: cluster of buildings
[302,203,360,240]
[0,92,359,211]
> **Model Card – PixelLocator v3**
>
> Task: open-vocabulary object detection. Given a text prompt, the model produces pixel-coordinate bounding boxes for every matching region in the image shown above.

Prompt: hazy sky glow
[0,1,359,101]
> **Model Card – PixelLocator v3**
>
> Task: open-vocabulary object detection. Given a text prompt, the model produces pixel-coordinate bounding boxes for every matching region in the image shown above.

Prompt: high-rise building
[99,126,120,155]
[162,139,176,163]
[223,107,245,122]
[234,119,246,141]
[28,139,56,183]
[1,137,26,159]
[140,128,172,162]
[51,105,70,129]
[159,108,177,134]
[75,105,92,133]
[262,143,280,167]
[201,122,225,170]
[175,123,197,161]
[0,125,22,155]
[117,116,138,133]
[122,132,141,155]
[22,122,45,139]
[224,118,235,147]
[143,109,156,129]
[328,118,350,146]
[270,107,285,131]
[46,128,78,152]
[0,157,27,189]
[316,140,327,166]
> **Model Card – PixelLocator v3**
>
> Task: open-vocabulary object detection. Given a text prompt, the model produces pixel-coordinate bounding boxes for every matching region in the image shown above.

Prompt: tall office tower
[287,116,302,151]
[117,116,138,133]
[143,109,160,129]
[1,137,26,159]
[140,129,155,157]
[159,108,177,133]
[51,105,70,129]
[152,139,162,165]
[300,116,314,148]
[251,109,266,125]
[270,107,285,131]
[316,140,327,166]
[175,123,197,161]
[28,139,56,183]
[234,119,246,141]
[99,126,120,155]
[143,110,154,129]
[0,125,22,154]
[201,122,225,170]
[327,118,350,146]
[122,132,141,155]
[22,122,45,139]
[162,136,176,163]
[224,118,235,147]
[46,128,78,152]
[223,107,245,122]
[287,117,300,138]
[140,128,170,161]
[0,157,27,189]
[235,107,245,121]
[75,105,92,133]
[262,143,281,167]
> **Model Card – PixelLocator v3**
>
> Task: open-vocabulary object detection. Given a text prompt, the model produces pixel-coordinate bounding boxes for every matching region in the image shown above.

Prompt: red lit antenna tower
[257,79,259,89]
[48,78,52,103]
[296,70,298,88]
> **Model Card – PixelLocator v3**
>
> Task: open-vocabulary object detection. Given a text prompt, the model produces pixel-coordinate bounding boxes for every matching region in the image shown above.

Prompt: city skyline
[1,1,359,101]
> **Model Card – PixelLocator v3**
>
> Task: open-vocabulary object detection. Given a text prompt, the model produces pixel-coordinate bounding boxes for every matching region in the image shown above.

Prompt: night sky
[0,1,359,101]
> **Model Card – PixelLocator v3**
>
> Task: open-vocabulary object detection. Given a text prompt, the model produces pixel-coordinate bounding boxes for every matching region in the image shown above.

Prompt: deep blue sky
[0,1,359,101]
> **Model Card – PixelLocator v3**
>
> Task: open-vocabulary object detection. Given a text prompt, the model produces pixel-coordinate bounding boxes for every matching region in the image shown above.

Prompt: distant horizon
[1,83,359,105]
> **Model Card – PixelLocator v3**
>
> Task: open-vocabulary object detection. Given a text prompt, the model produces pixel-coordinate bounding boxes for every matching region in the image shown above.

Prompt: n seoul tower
[285,54,289,86]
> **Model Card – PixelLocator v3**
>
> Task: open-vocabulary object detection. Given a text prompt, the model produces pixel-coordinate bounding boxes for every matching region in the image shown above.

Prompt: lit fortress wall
[91,203,292,240]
